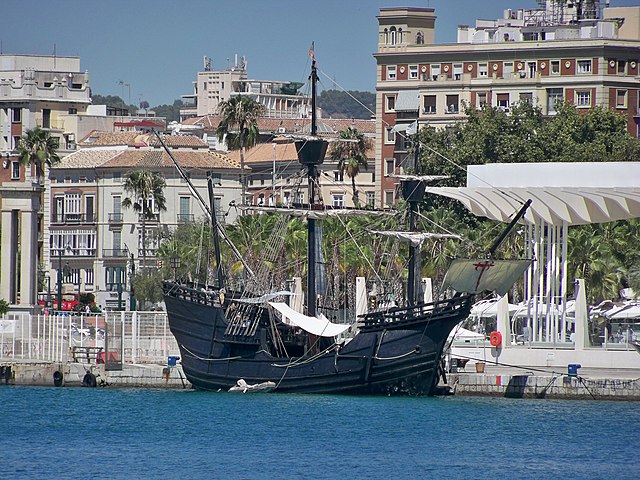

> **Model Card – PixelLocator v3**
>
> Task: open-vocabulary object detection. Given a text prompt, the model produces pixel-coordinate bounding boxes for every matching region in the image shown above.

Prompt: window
[389,26,397,45]
[616,89,627,108]
[12,108,21,123]
[387,66,397,80]
[551,60,560,75]
[11,161,20,179]
[385,127,396,144]
[527,62,537,78]
[13,136,21,149]
[477,92,488,108]
[65,194,82,221]
[453,64,463,80]
[576,90,591,107]
[51,230,96,256]
[618,60,627,74]
[179,196,191,222]
[386,95,396,112]
[105,267,126,292]
[416,32,424,45]
[577,60,592,74]
[334,170,344,182]
[85,269,94,286]
[430,64,441,81]
[445,94,459,114]
[42,109,51,129]
[547,88,564,113]
[63,268,80,286]
[409,65,418,79]
[503,62,514,79]
[113,172,121,182]
[68,107,78,114]
[497,93,510,110]
[331,193,345,208]
[519,92,533,104]
[385,158,395,176]
[384,190,395,208]
[366,191,376,207]
[423,95,436,114]
[85,196,95,222]
[113,231,122,253]
[478,63,488,77]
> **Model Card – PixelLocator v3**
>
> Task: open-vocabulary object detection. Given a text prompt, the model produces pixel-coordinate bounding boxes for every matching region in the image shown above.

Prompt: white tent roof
[470,299,520,317]
[604,303,640,320]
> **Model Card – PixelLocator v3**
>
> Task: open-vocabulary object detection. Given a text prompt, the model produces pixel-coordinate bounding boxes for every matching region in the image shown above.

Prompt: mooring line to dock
[449,352,563,376]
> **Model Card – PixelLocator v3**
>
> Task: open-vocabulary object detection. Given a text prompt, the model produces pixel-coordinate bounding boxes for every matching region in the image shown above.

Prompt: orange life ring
[489,331,502,347]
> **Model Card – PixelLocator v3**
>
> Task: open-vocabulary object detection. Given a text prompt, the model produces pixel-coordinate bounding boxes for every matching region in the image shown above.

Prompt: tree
[122,170,167,267]
[330,127,372,207]
[0,299,9,315]
[131,270,164,310]
[318,90,375,119]
[16,127,60,182]
[216,96,265,203]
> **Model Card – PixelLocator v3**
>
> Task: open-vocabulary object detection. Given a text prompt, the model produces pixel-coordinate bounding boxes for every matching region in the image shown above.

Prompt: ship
[160,52,531,395]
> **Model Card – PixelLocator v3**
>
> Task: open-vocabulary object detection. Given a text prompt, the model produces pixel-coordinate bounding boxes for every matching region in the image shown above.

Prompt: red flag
[309,42,315,61]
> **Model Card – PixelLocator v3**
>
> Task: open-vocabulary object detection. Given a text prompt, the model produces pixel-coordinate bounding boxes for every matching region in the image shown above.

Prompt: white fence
[0,311,180,364]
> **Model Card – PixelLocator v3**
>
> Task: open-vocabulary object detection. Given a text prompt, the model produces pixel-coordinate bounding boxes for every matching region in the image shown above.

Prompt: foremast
[295,46,328,317]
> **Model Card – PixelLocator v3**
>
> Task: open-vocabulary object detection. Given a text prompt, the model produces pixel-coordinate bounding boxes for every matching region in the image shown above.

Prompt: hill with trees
[318,90,375,119]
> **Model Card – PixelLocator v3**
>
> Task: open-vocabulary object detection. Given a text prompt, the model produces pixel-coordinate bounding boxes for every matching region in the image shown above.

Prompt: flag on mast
[309,42,315,61]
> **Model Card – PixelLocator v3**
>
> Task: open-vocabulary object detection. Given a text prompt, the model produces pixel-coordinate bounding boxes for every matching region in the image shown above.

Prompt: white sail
[269,302,351,337]
[387,173,448,182]
[370,230,462,247]
[442,258,532,296]
[236,291,293,304]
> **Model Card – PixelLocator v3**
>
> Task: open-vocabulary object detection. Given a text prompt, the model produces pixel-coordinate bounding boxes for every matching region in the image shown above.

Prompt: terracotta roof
[52,149,124,169]
[99,150,242,170]
[78,130,207,148]
[226,138,374,165]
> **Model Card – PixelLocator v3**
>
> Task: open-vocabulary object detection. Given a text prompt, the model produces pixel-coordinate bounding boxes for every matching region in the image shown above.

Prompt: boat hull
[164,288,471,395]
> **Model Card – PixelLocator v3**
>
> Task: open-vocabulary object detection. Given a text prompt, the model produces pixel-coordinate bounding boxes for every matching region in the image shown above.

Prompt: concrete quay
[446,363,640,400]
[0,360,191,389]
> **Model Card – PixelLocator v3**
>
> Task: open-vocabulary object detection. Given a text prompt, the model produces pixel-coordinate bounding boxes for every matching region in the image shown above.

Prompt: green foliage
[0,299,9,315]
[330,127,372,207]
[131,270,164,309]
[153,100,183,123]
[216,96,264,150]
[16,127,61,180]
[91,94,136,113]
[318,90,374,119]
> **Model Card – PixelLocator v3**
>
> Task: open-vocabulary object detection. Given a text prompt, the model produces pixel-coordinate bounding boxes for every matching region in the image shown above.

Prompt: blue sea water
[1,386,638,480]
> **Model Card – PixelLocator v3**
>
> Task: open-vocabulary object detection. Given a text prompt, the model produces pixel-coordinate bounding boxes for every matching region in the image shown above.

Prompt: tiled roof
[52,149,123,169]
[226,138,374,165]
[99,150,242,170]
[78,130,207,148]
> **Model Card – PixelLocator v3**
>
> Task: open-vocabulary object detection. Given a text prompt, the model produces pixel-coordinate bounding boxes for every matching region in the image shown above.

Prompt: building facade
[180,55,311,121]
[374,1,640,207]
[49,131,242,309]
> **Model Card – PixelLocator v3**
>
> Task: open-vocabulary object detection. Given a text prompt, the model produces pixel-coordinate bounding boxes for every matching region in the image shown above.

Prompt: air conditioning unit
[277,127,286,134]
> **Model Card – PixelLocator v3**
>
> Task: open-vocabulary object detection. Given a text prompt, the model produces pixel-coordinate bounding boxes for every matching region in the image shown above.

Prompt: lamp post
[170,253,180,281]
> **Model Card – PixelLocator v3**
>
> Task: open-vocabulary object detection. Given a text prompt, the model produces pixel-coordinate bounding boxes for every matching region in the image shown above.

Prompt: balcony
[177,213,194,223]
[108,213,124,223]
[51,247,96,257]
[102,249,129,258]
[51,213,96,224]
[138,213,160,223]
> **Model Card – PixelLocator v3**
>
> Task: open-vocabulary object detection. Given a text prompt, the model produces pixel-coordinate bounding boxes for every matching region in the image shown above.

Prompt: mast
[403,120,423,306]
[295,44,327,317]
[207,174,224,289]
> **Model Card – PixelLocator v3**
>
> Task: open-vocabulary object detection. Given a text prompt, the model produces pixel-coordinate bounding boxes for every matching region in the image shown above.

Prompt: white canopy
[604,303,640,320]
[470,298,520,317]
[268,302,351,337]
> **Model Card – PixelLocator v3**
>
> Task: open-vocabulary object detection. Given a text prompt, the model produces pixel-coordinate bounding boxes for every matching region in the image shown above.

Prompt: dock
[444,364,640,400]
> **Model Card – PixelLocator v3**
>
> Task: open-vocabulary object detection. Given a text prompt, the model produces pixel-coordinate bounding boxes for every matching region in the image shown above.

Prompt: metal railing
[108,213,124,223]
[102,249,129,258]
[51,213,97,224]
[0,311,179,364]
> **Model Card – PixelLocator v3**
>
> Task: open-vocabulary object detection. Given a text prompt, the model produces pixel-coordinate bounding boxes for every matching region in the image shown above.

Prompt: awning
[269,302,351,337]
[395,90,419,112]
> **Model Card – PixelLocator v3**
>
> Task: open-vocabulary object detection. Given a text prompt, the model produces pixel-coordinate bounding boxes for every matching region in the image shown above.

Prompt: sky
[2,0,639,106]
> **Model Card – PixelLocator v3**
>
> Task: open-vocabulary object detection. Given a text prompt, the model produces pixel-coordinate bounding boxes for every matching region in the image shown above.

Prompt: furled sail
[268,302,350,337]
[236,291,293,304]
[239,205,395,220]
[370,230,462,247]
[442,258,532,296]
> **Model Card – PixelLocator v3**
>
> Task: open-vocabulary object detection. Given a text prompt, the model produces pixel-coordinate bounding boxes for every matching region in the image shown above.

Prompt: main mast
[295,45,327,317]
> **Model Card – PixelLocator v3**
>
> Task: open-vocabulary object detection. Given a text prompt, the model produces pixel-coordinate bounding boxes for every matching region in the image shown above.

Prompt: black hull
[163,284,471,395]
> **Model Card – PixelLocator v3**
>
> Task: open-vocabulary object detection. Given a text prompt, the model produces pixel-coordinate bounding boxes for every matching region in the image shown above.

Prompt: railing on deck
[0,311,179,364]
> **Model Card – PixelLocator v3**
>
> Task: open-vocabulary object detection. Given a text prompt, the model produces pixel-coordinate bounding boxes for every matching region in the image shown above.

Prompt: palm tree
[216,96,265,204]
[122,170,167,267]
[329,127,372,208]
[16,127,60,183]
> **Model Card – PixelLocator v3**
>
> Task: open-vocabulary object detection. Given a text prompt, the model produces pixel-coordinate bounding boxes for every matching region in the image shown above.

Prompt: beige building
[375,1,640,207]
[180,55,311,121]
[49,131,242,309]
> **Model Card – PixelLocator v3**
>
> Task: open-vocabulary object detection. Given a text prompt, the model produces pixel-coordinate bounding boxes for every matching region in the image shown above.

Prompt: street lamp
[170,253,181,281]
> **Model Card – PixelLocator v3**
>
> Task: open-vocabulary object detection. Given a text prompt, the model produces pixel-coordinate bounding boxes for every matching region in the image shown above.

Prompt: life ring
[53,370,64,387]
[489,331,502,347]
[82,371,97,388]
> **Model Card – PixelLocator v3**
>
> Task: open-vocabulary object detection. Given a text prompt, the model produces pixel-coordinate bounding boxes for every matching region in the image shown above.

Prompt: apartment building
[180,55,311,121]
[374,1,640,207]
[49,131,242,309]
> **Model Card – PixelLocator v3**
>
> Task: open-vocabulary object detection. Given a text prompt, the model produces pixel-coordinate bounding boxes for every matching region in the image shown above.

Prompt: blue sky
[2,0,638,106]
